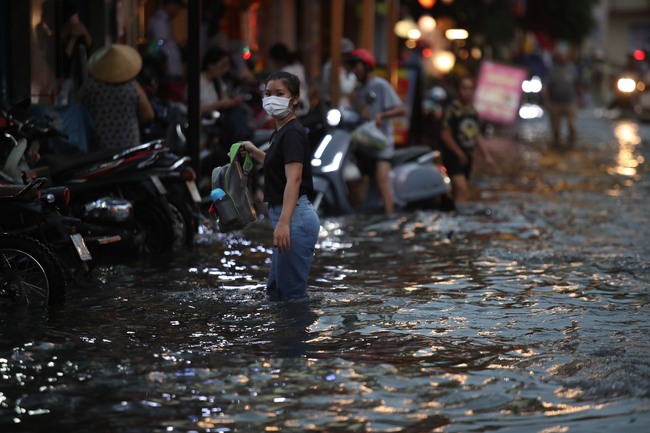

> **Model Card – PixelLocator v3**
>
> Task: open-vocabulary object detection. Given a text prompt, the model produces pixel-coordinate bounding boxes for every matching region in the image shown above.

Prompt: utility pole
[187,1,201,178]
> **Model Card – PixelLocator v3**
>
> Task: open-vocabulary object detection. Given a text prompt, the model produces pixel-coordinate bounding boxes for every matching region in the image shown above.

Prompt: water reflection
[1,113,649,432]
[612,121,643,177]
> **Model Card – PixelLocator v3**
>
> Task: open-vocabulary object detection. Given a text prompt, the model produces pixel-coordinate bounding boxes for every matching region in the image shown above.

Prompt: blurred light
[633,49,645,61]
[405,39,418,49]
[418,15,436,32]
[519,103,544,119]
[611,122,641,177]
[418,0,436,7]
[522,76,542,93]
[394,18,419,39]
[617,77,636,93]
[445,29,469,40]
[422,47,433,58]
[471,47,482,59]
[242,46,252,60]
[432,50,455,73]
[407,28,422,39]
[326,109,341,127]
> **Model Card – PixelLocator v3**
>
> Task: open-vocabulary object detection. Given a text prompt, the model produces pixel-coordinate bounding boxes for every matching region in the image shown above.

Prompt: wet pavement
[1,108,649,432]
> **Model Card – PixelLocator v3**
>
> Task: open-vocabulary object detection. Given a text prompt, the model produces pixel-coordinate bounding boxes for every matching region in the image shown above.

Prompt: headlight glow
[617,78,637,93]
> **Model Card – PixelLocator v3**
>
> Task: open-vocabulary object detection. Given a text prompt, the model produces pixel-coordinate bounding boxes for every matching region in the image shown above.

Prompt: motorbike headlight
[326,109,342,127]
[617,77,637,93]
[84,197,133,223]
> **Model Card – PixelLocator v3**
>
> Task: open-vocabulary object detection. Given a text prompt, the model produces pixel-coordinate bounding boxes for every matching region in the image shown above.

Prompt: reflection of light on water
[611,122,644,177]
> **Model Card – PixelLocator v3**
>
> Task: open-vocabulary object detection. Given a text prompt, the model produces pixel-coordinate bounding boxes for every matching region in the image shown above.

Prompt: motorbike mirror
[365,91,377,105]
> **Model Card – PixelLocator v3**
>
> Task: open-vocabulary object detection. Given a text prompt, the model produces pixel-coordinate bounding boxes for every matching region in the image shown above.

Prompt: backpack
[210,142,258,232]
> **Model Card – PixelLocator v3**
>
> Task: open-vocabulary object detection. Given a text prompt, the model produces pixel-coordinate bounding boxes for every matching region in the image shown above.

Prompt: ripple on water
[1,117,650,432]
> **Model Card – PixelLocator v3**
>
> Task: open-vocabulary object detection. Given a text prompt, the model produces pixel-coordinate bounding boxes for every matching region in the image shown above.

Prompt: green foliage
[547,0,598,44]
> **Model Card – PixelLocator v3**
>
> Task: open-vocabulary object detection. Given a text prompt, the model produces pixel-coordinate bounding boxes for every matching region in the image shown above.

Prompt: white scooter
[310,108,454,216]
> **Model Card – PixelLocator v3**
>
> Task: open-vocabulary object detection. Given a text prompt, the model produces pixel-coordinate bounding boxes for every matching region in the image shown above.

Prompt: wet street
[1,108,649,432]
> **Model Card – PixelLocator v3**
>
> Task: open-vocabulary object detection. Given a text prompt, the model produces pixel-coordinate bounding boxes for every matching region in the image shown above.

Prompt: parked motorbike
[310,108,454,216]
[1,101,199,256]
[33,141,190,256]
[0,233,65,306]
[0,178,94,306]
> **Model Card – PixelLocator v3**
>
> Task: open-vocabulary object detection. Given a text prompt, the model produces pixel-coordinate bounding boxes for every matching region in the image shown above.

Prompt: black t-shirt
[441,100,481,154]
[263,119,314,205]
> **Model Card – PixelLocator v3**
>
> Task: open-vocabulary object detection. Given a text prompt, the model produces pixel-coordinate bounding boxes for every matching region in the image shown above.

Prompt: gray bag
[210,142,258,232]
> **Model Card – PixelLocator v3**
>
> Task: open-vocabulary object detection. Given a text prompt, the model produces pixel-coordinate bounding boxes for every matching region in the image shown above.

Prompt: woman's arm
[200,95,244,116]
[475,133,495,168]
[134,81,155,124]
[440,127,469,166]
[374,105,407,125]
[274,162,302,253]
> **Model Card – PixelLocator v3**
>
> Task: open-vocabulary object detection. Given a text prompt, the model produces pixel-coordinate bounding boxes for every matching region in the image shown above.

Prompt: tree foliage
[546,0,598,44]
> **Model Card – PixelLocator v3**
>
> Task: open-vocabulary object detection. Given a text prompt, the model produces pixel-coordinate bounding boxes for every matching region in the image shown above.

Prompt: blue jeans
[267,195,320,301]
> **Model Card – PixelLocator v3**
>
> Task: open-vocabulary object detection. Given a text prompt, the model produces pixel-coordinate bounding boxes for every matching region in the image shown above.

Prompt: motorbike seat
[38,140,166,174]
[391,145,434,166]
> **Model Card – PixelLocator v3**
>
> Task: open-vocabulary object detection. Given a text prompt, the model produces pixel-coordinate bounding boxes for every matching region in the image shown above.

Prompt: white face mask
[262,95,293,119]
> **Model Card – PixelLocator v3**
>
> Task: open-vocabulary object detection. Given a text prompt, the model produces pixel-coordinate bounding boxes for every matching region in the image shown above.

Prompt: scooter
[310,108,454,216]
[1,101,198,256]
[0,177,94,306]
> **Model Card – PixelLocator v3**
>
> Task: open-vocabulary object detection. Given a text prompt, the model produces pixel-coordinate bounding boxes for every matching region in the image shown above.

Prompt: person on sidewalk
[439,75,494,206]
[148,0,186,101]
[268,42,311,116]
[77,44,154,150]
[542,42,585,149]
[198,47,253,169]
[319,37,357,109]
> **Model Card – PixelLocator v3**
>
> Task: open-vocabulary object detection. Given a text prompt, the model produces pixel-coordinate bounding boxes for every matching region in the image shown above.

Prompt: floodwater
[1,111,649,432]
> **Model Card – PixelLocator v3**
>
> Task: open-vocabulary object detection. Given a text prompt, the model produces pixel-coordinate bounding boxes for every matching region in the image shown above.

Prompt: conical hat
[88,44,142,84]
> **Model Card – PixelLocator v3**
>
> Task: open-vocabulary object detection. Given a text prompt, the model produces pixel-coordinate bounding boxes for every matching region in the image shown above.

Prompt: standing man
[346,49,407,215]
[542,42,585,149]
[148,0,186,101]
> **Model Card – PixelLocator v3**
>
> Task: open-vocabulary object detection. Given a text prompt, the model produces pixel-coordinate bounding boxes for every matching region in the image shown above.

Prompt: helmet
[348,49,376,69]
[429,86,447,102]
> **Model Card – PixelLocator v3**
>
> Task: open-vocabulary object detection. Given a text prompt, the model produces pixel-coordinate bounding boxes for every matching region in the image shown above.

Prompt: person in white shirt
[148,0,185,78]
[268,42,310,116]
[319,38,357,108]
[199,47,253,166]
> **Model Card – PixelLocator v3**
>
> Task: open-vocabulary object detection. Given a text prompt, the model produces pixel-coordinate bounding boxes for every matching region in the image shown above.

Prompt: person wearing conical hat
[77,44,154,150]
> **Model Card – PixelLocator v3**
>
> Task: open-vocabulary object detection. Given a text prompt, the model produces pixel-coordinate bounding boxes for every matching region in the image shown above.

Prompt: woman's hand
[274,222,291,253]
[457,151,469,167]
[240,141,265,164]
